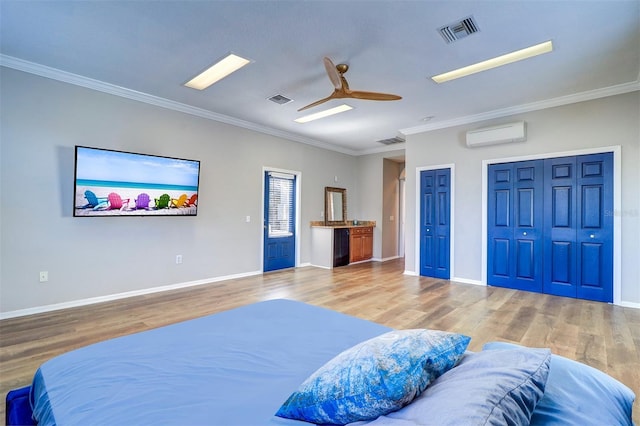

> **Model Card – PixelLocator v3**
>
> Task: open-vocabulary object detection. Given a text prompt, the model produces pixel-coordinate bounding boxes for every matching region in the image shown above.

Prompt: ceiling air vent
[377,136,405,145]
[438,16,479,44]
[268,94,293,105]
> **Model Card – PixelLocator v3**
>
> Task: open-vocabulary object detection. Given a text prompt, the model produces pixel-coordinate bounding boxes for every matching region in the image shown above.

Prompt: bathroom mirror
[325,187,347,225]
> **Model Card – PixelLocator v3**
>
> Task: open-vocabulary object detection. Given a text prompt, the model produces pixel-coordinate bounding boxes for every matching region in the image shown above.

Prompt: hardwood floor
[1,258,639,423]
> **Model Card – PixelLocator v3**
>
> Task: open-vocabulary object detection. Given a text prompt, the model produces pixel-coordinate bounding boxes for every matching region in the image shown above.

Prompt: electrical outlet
[175,255,183,264]
[245,215,251,223]
[39,271,48,282]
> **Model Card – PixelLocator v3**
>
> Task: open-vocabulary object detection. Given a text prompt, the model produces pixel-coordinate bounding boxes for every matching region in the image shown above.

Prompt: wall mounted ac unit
[466,121,527,147]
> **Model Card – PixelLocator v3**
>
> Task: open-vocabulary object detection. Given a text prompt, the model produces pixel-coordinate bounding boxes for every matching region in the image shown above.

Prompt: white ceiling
[1,1,639,155]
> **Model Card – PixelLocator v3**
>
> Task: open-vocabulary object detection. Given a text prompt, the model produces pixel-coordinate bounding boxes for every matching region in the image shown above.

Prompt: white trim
[619,301,640,310]
[403,270,418,276]
[378,256,401,262]
[414,164,456,278]
[481,146,622,305]
[262,166,302,271]
[0,270,262,320]
[3,54,638,157]
[452,277,484,286]
[401,81,640,137]
[0,54,359,156]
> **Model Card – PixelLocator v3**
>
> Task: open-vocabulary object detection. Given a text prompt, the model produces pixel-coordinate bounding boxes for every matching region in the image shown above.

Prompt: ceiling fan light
[184,53,251,90]
[431,40,553,83]
[295,104,353,123]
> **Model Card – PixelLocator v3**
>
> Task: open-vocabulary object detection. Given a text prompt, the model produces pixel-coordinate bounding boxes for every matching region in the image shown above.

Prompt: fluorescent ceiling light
[431,40,553,83]
[184,53,251,90]
[295,104,353,123]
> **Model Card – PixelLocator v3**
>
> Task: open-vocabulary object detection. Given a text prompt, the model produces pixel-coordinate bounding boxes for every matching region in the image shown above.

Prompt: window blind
[267,172,295,237]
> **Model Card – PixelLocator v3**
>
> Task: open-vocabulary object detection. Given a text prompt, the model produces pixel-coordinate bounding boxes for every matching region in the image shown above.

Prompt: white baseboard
[0,270,263,320]
[403,270,418,276]
[451,277,484,286]
[619,301,640,309]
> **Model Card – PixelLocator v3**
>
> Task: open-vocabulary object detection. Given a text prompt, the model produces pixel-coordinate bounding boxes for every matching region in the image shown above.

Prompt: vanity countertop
[310,220,376,228]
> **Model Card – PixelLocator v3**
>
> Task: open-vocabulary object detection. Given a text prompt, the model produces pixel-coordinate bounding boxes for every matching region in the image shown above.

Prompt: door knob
[590,234,595,238]
[523,232,527,236]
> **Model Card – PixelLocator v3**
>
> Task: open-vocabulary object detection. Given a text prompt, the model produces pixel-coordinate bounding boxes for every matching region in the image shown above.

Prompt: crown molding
[2,54,637,157]
[0,54,359,156]
[400,80,640,136]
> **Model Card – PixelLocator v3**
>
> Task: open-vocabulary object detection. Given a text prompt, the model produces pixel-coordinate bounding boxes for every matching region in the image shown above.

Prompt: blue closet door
[420,169,450,279]
[543,157,578,297]
[576,153,613,302]
[491,153,613,302]
[488,161,544,292]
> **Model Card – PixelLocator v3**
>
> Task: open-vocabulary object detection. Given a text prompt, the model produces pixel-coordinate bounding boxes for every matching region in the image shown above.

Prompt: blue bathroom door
[420,169,450,279]
[264,171,296,272]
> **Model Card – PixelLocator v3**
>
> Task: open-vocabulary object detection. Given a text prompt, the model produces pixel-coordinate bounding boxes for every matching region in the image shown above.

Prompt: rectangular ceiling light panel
[432,40,553,83]
[185,53,251,90]
[295,104,353,123]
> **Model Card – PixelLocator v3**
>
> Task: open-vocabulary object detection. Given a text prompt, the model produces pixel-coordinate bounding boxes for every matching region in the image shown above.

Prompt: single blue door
[420,169,450,279]
[264,171,296,272]
[488,160,544,293]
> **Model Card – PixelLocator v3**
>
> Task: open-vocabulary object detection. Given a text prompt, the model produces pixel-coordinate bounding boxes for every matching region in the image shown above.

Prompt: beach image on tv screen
[74,146,200,216]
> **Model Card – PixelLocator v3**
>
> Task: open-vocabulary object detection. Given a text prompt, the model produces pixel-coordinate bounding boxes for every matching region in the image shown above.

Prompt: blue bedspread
[31,299,391,425]
[29,299,635,425]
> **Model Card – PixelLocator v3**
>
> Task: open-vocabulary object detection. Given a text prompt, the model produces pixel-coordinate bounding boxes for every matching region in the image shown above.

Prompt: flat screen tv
[74,146,200,217]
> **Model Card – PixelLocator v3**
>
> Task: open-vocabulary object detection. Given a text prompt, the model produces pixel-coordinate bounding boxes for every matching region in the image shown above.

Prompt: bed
[5,299,636,425]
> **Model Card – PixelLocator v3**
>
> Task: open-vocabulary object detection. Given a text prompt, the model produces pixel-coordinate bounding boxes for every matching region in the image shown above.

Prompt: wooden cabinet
[350,226,373,263]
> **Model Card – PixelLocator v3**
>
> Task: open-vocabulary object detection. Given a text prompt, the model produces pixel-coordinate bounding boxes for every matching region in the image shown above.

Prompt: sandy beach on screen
[74,186,197,216]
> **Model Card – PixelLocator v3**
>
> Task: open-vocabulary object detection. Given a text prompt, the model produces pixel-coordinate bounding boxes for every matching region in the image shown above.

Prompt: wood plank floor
[1,258,638,423]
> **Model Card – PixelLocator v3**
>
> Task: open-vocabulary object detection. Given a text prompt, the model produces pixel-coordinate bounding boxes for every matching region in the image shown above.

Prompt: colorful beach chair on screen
[170,194,188,208]
[82,190,107,209]
[106,193,130,210]
[155,193,170,209]
[186,194,198,207]
[133,193,150,210]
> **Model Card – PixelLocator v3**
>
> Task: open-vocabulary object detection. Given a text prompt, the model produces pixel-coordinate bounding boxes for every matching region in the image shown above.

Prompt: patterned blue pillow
[275,329,470,425]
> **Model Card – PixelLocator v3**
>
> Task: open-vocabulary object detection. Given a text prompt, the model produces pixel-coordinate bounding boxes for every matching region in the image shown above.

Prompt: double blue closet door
[488,153,613,302]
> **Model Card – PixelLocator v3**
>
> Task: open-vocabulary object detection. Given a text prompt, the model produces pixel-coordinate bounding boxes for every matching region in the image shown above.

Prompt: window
[267,172,295,237]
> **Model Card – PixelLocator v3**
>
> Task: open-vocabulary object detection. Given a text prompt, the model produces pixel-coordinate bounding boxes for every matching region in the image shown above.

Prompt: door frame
[481,145,622,304]
[414,164,455,279]
[261,166,302,271]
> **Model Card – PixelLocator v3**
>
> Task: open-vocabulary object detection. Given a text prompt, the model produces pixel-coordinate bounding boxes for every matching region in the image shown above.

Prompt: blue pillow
[362,347,551,425]
[482,341,635,426]
[275,329,470,425]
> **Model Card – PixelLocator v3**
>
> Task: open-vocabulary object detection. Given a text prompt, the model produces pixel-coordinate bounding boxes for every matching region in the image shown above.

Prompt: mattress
[27,299,635,425]
[31,299,391,425]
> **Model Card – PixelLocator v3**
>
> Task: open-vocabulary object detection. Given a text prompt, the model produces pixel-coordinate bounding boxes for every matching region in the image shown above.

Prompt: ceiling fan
[298,57,402,111]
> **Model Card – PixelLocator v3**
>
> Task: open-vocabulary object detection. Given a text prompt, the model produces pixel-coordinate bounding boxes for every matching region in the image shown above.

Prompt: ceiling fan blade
[323,57,342,89]
[348,91,402,101]
[297,93,335,112]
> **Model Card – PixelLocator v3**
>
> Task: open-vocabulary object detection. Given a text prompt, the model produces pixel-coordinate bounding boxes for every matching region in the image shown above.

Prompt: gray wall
[404,92,640,305]
[0,68,362,313]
